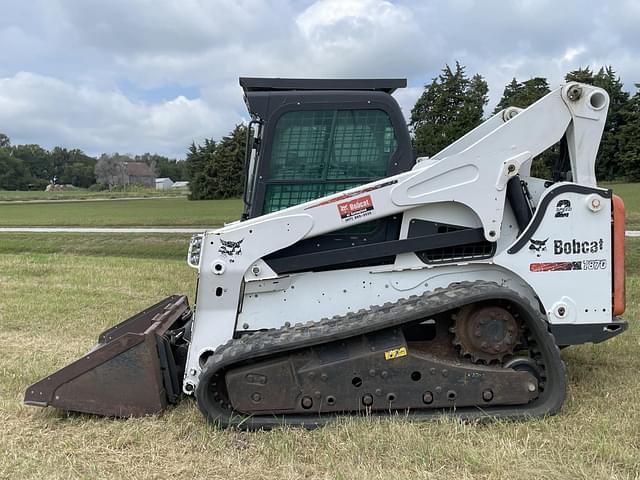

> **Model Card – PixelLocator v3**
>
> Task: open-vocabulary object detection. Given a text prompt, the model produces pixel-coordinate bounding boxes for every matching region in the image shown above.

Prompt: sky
[1,0,639,159]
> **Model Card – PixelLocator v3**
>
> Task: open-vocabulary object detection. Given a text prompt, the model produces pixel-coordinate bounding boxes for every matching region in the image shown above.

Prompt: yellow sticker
[384,346,407,360]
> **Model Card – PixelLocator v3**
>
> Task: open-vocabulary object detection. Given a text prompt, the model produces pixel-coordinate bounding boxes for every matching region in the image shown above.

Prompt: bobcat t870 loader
[25,78,627,428]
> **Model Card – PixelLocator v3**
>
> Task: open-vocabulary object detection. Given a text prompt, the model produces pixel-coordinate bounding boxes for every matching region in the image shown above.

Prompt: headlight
[187,233,204,269]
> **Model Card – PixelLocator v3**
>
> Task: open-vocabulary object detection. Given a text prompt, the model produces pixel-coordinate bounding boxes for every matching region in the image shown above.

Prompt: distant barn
[124,162,155,188]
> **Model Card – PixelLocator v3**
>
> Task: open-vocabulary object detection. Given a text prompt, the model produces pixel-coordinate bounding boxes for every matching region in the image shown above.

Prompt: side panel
[238,264,537,332]
[495,183,613,325]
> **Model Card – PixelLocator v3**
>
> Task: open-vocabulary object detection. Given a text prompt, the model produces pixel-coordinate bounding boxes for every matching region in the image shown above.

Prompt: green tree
[0,133,10,147]
[52,148,96,187]
[564,66,594,84]
[565,66,629,180]
[135,153,187,180]
[210,124,248,198]
[11,144,51,184]
[494,77,553,178]
[410,62,489,157]
[186,124,248,200]
[494,77,550,113]
[0,148,31,190]
[618,84,640,180]
[159,159,187,181]
[50,146,70,181]
[467,73,489,124]
[186,139,217,200]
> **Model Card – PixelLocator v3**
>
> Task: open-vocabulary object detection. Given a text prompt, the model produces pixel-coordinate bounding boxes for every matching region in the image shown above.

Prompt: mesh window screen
[328,110,395,179]
[264,182,360,214]
[269,110,334,181]
[265,109,397,213]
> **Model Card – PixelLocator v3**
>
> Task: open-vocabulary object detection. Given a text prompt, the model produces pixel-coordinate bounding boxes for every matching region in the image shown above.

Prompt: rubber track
[196,281,566,429]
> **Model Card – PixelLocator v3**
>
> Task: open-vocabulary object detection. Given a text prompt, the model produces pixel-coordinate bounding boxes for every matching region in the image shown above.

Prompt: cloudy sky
[1,0,639,158]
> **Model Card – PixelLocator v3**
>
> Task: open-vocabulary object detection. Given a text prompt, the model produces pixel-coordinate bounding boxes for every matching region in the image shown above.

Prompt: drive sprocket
[452,304,521,364]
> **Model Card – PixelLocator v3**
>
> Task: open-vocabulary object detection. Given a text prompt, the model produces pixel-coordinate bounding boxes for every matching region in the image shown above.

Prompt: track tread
[196,281,566,429]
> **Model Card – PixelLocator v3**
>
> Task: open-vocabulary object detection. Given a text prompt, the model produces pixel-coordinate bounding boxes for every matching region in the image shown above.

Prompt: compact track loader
[25,78,627,428]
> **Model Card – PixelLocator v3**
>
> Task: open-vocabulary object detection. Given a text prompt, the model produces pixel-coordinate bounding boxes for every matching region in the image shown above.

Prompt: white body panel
[495,185,612,325]
[182,83,613,393]
[238,265,537,332]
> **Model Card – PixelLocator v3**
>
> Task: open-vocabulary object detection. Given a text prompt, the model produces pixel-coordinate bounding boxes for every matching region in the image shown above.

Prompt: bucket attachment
[24,295,191,417]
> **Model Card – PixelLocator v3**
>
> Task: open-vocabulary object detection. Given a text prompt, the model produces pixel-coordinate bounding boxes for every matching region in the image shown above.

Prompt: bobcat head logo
[218,238,243,256]
[528,238,548,257]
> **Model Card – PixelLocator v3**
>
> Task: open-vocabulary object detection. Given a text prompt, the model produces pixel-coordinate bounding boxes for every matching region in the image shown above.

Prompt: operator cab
[239,77,415,273]
[240,77,414,219]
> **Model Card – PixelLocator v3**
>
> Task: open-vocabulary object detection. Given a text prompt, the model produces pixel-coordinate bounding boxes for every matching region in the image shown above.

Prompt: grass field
[0,240,638,479]
[0,197,243,227]
[606,183,640,230]
[0,188,187,202]
[0,233,192,259]
[0,188,639,479]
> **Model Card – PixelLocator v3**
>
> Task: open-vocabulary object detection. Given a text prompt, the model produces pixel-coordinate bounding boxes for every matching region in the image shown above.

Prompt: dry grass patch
[1,249,639,479]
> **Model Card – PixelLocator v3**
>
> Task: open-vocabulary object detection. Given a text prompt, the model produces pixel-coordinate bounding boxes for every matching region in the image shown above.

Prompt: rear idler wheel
[480,299,566,420]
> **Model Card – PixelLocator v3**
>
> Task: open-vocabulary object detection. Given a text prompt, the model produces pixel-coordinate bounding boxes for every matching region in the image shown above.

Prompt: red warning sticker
[337,195,374,222]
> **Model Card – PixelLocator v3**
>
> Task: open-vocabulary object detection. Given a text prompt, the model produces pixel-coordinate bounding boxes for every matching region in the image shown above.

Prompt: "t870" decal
[530,259,607,272]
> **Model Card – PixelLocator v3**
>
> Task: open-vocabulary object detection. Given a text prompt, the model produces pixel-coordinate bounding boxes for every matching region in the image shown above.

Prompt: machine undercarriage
[196,281,565,428]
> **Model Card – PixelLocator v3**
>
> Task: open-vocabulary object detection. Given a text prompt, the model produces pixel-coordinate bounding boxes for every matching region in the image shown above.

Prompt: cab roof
[239,77,406,94]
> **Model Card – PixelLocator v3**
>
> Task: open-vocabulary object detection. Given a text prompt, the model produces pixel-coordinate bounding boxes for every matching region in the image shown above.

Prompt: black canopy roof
[239,77,406,94]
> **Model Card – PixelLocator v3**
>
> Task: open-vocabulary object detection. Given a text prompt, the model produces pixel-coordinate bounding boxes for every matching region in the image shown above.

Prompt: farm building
[171,181,189,189]
[156,178,174,190]
[124,162,155,187]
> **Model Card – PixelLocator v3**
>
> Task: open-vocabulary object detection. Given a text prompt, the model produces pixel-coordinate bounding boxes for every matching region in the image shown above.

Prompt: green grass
[0,241,638,478]
[0,197,243,227]
[0,187,187,202]
[627,237,640,274]
[0,184,636,230]
[605,182,640,230]
[0,233,191,260]
[0,188,638,478]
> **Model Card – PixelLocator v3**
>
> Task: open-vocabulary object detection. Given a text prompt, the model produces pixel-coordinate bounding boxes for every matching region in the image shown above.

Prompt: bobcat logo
[529,238,548,257]
[218,238,243,256]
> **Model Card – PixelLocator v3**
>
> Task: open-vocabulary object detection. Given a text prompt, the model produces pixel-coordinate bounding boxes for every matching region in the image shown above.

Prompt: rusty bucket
[24,295,191,417]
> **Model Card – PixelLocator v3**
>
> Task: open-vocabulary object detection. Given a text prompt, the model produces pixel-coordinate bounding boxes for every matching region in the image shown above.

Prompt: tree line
[2,62,638,195]
[186,63,640,201]
[411,64,640,181]
[0,135,187,191]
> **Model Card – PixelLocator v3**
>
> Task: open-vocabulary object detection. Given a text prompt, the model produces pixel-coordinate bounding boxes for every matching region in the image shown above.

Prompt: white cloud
[294,0,427,76]
[0,72,230,157]
[0,0,639,157]
[561,46,587,63]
